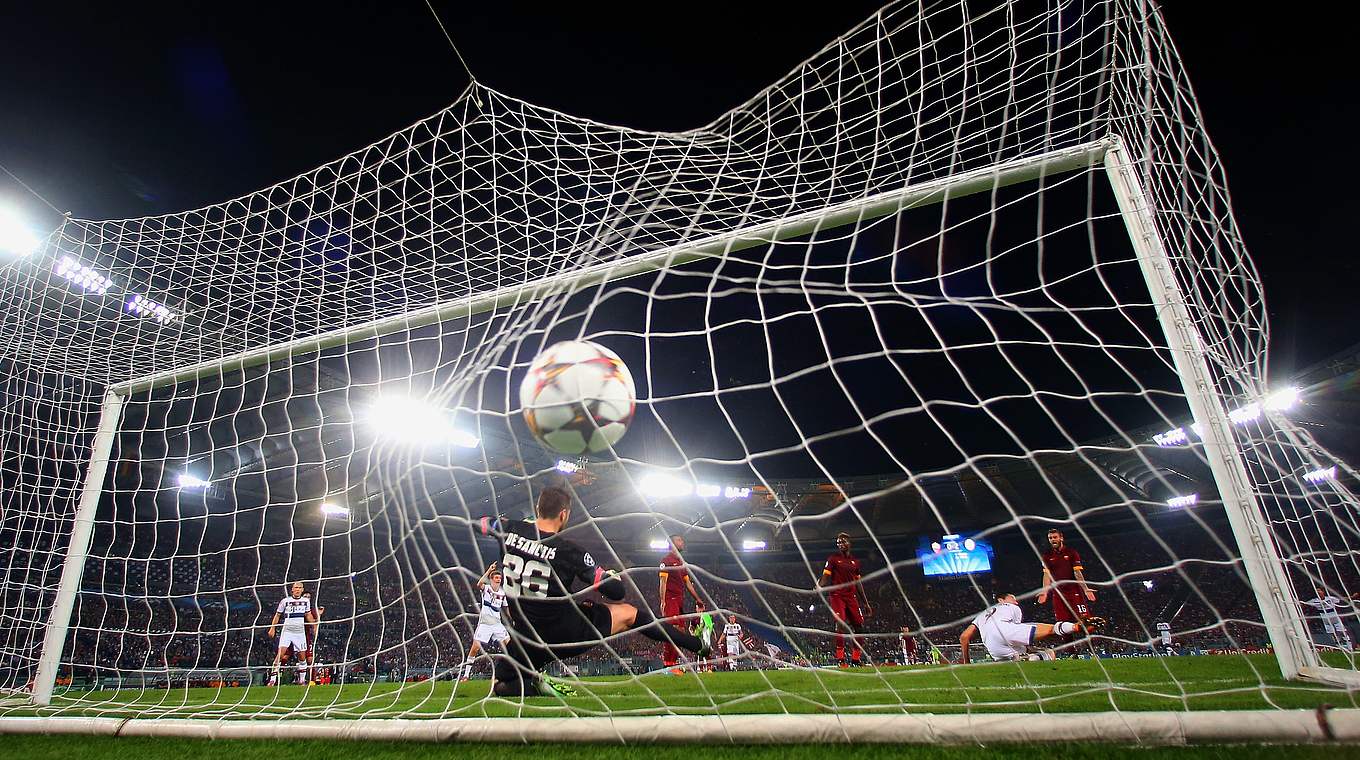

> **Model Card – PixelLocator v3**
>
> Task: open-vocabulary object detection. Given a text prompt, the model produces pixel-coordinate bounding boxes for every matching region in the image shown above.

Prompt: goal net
[0,0,1356,742]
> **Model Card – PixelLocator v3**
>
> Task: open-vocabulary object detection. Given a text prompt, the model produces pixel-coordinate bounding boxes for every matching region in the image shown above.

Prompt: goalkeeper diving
[477,486,715,697]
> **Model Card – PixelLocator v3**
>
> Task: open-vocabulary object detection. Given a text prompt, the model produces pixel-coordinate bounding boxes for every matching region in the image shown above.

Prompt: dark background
[0,1,1355,375]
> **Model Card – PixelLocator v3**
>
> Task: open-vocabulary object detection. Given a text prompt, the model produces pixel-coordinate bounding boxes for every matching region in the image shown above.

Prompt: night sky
[1,1,1356,374]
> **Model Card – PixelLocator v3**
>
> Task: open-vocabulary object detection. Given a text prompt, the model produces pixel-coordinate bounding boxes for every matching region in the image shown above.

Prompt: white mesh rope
[0,0,1357,732]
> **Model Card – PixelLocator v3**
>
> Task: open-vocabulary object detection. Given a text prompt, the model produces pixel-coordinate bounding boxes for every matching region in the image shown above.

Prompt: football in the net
[519,340,636,455]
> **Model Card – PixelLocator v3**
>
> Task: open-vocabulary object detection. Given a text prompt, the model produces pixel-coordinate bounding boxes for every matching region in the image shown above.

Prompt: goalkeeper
[478,486,714,697]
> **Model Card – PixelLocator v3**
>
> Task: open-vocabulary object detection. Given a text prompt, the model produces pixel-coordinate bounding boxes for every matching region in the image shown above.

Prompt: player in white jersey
[723,615,744,670]
[459,563,510,681]
[958,593,1103,663]
[268,581,316,685]
[1302,588,1353,650]
[1156,622,1172,649]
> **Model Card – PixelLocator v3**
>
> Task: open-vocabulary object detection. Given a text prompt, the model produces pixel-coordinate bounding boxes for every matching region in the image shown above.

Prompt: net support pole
[31,390,126,706]
[1103,136,1319,680]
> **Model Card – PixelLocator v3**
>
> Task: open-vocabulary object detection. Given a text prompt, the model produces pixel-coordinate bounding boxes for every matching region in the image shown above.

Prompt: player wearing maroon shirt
[659,534,702,673]
[820,532,872,666]
[300,591,325,685]
[1037,528,1095,625]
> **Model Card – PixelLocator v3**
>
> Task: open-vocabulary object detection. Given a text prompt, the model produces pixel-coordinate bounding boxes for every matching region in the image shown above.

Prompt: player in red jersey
[301,591,325,685]
[821,532,872,667]
[1037,528,1096,628]
[659,534,703,673]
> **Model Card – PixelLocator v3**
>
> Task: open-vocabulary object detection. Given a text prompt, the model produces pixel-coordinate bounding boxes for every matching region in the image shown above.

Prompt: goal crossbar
[111,139,1113,397]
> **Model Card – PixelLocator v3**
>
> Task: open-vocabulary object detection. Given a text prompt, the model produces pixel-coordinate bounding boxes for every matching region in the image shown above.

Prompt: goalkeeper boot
[694,612,716,658]
[537,674,578,698]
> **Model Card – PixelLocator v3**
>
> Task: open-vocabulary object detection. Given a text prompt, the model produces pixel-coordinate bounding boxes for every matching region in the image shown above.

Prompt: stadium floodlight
[555,460,579,474]
[53,256,114,295]
[368,396,478,448]
[741,539,767,551]
[1227,403,1261,425]
[648,539,669,550]
[1153,386,1303,446]
[638,473,693,499]
[126,294,179,324]
[1303,466,1337,484]
[176,473,209,489]
[0,206,40,257]
[320,503,349,518]
[1142,580,1155,591]
[1265,386,1301,412]
[1166,494,1199,509]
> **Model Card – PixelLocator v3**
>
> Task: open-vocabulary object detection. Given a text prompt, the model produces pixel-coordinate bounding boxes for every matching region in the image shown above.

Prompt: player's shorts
[981,620,1037,661]
[1052,590,1090,623]
[662,598,685,620]
[829,595,864,629]
[474,621,510,645]
[726,638,744,656]
[279,629,308,654]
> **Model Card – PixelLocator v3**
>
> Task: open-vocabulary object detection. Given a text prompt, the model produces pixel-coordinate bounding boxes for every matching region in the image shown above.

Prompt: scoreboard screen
[917,534,993,577]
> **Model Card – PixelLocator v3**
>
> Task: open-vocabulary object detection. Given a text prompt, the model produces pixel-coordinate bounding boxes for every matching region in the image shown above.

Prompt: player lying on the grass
[478,485,715,697]
[459,562,509,681]
[958,592,1104,663]
[268,581,317,685]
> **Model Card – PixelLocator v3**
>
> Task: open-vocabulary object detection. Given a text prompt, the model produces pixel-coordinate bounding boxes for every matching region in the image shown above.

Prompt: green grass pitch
[15,654,1360,719]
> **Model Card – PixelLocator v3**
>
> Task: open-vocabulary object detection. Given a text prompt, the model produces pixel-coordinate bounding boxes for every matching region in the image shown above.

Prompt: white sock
[1054,621,1077,636]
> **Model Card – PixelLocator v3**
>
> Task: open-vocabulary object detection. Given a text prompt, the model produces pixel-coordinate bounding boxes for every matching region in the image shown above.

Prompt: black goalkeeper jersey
[478,517,622,625]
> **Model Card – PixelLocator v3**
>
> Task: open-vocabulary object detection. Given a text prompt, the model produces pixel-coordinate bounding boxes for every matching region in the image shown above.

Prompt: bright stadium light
[1153,428,1190,447]
[368,396,478,448]
[53,256,114,295]
[648,539,669,550]
[695,482,750,499]
[1303,466,1337,484]
[555,460,580,474]
[0,207,40,257]
[320,503,350,518]
[1154,386,1303,446]
[639,473,693,499]
[1227,403,1261,425]
[1265,386,1300,412]
[1166,494,1198,509]
[176,473,209,489]
[126,294,179,324]
[741,539,767,551]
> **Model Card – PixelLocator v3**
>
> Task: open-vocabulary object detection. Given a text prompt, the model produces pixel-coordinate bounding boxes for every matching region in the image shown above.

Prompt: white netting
[0,0,1357,732]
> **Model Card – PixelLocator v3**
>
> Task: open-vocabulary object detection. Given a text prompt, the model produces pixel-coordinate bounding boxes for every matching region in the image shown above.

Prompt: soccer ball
[519,340,636,455]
